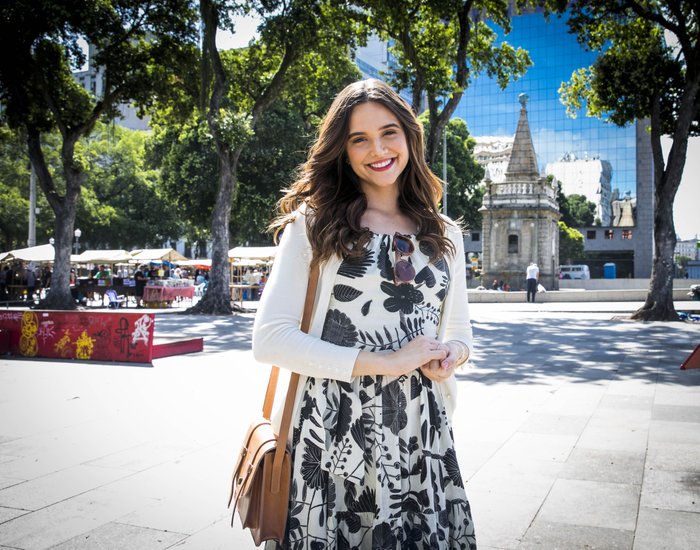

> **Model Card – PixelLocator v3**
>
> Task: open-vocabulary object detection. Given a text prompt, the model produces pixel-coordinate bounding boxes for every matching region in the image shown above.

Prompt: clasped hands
[352,335,469,379]
[401,335,467,382]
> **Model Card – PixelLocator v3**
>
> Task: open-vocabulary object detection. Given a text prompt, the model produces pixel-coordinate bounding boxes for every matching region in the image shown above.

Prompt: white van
[560,264,590,279]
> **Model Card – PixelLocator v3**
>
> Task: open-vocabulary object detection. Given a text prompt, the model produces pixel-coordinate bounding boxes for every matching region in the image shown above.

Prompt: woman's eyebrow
[348,122,401,139]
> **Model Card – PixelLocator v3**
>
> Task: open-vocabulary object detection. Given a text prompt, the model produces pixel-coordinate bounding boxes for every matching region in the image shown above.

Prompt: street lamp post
[73,228,81,255]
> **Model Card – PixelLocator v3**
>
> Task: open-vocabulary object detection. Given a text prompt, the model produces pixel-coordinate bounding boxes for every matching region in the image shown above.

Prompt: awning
[129,248,188,262]
[2,244,55,262]
[228,246,277,260]
[177,259,212,268]
[74,249,133,263]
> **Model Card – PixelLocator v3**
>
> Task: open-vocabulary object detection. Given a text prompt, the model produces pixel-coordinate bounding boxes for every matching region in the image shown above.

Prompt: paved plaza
[0,301,698,549]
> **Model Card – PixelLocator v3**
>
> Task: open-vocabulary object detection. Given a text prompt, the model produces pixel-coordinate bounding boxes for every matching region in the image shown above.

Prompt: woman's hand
[420,340,466,382]
[352,335,447,377]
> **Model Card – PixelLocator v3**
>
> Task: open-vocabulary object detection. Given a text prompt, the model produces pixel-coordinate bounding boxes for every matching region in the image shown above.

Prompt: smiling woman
[250,79,477,549]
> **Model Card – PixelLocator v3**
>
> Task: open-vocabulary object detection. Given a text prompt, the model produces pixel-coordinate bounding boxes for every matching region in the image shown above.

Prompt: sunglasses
[392,232,416,285]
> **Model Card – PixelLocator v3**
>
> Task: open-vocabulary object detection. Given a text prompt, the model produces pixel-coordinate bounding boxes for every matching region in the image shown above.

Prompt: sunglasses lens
[393,235,414,254]
[395,260,416,283]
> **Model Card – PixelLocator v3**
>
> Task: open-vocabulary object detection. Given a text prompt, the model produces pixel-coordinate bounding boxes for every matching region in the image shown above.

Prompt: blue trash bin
[603,262,617,279]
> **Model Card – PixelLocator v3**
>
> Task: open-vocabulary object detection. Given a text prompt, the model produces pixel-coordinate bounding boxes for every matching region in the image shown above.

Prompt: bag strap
[264,263,320,494]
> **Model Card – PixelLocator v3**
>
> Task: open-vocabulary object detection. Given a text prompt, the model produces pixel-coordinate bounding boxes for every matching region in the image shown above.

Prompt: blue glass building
[355,8,654,278]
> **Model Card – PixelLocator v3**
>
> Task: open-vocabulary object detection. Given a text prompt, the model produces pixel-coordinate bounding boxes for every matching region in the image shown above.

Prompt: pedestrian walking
[526,261,539,303]
[253,79,476,549]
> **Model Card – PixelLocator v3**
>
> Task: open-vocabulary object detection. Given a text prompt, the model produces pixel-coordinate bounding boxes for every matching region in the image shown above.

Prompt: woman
[253,79,476,549]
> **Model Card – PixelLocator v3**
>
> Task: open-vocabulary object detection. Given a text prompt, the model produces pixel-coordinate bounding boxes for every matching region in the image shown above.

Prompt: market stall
[142,279,195,307]
[228,246,277,303]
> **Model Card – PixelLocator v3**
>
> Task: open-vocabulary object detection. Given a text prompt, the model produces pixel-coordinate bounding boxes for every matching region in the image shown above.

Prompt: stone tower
[480,94,560,290]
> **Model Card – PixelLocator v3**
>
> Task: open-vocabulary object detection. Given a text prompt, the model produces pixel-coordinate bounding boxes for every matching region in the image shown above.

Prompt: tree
[550,0,700,321]
[559,221,585,264]
[353,0,532,166]
[181,0,360,314]
[0,0,197,309]
[77,123,182,249]
[418,114,485,229]
[556,181,597,228]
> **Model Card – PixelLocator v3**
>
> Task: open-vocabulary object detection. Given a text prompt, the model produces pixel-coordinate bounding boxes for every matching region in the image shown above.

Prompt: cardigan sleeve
[252,213,360,382]
[441,223,474,354]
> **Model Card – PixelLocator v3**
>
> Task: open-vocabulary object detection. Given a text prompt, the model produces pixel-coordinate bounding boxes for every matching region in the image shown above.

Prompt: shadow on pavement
[463,316,699,386]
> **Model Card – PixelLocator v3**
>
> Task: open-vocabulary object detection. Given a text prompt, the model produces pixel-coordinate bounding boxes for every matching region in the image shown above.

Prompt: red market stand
[0,310,202,363]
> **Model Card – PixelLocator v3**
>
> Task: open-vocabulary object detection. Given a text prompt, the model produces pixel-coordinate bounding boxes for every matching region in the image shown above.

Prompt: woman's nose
[370,138,387,155]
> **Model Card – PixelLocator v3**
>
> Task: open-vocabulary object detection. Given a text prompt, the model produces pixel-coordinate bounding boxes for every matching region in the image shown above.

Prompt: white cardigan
[252,209,473,433]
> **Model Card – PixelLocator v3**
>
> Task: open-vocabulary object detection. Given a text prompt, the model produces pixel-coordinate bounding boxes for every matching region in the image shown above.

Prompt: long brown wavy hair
[271,79,454,265]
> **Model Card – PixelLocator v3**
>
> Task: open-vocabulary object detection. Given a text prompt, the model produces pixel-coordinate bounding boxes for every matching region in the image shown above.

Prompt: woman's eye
[351,137,366,144]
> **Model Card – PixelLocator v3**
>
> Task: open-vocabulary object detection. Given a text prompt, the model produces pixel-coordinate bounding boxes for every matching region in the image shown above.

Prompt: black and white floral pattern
[281,233,475,550]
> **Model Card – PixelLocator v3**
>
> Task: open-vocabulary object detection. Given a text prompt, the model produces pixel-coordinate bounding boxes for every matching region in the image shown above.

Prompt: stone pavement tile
[0,465,135,511]
[83,441,202,473]
[535,386,606,416]
[517,413,589,437]
[117,499,229,539]
[598,394,654,411]
[0,422,148,480]
[468,489,544,549]
[0,488,155,550]
[0,506,30,524]
[559,448,645,485]
[645,443,700,473]
[648,420,700,447]
[633,507,700,550]
[48,522,187,550]
[0,477,24,491]
[467,456,562,499]
[639,469,700,514]
[651,404,700,423]
[518,520,633,549]
[452,438,502,473]
[536,479,639,531]
[604,378,657,398]
[168,516,259,550]
[653,390,700,407]
[491,433,578,463]
[575,419,649,453]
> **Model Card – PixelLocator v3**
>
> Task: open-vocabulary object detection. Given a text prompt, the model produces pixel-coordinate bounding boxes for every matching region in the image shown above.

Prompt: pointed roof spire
[506,94,540,180]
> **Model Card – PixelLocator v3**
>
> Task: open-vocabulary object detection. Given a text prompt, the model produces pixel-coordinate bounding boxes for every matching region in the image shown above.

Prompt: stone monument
[479,94,561,290]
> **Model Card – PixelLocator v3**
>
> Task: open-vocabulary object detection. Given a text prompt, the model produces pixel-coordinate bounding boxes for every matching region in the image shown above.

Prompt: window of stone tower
[471,232,481,242]
[508,235,519,254]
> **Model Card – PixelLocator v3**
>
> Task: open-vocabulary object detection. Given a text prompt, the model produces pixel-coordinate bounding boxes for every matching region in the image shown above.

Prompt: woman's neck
[362,192,416,235]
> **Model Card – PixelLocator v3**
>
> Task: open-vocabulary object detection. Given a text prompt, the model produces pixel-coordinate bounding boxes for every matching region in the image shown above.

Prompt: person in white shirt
[253,79,476,549]
[526,261,540,302]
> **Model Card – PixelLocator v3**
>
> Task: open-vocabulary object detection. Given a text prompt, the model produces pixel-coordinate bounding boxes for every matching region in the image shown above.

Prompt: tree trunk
[187,0,234,315]
[26,129,80,310]
[632,75,700,321]
[187,147,242,315]
[632,192,678,321]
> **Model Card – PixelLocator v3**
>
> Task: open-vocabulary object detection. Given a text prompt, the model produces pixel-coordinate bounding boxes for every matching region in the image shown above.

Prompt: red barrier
[0,310,155,363]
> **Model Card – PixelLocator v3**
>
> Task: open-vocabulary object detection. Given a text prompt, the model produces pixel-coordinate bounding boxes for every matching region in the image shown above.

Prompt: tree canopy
[550,0,700,321]
[352,0,532,166]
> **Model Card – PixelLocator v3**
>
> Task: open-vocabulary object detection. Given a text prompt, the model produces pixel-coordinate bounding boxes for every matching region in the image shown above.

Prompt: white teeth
[369,158,392,169]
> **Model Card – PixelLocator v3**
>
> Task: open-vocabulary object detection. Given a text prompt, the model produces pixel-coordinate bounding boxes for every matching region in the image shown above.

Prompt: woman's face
[345,101,409,194]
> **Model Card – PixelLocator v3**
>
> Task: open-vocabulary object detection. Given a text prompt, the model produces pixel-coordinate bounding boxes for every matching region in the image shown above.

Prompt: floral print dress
[280,233,476,550]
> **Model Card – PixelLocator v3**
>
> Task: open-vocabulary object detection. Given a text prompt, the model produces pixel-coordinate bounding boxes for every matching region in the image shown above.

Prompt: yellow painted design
[54,329,72,358]
[75,330,95,360]
[19,311,38,357]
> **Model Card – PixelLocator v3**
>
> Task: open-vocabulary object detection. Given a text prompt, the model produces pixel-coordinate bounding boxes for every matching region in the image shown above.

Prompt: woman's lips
[367,158,395,171]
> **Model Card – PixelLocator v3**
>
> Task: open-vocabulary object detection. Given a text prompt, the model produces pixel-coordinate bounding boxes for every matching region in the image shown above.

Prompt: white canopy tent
[74,250,133,264]
[1,244,55,263]
[228,246,277,261]
[129,248,188,263]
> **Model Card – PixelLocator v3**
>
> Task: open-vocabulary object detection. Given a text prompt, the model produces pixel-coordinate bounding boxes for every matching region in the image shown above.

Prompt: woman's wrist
[447,340,470,367]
